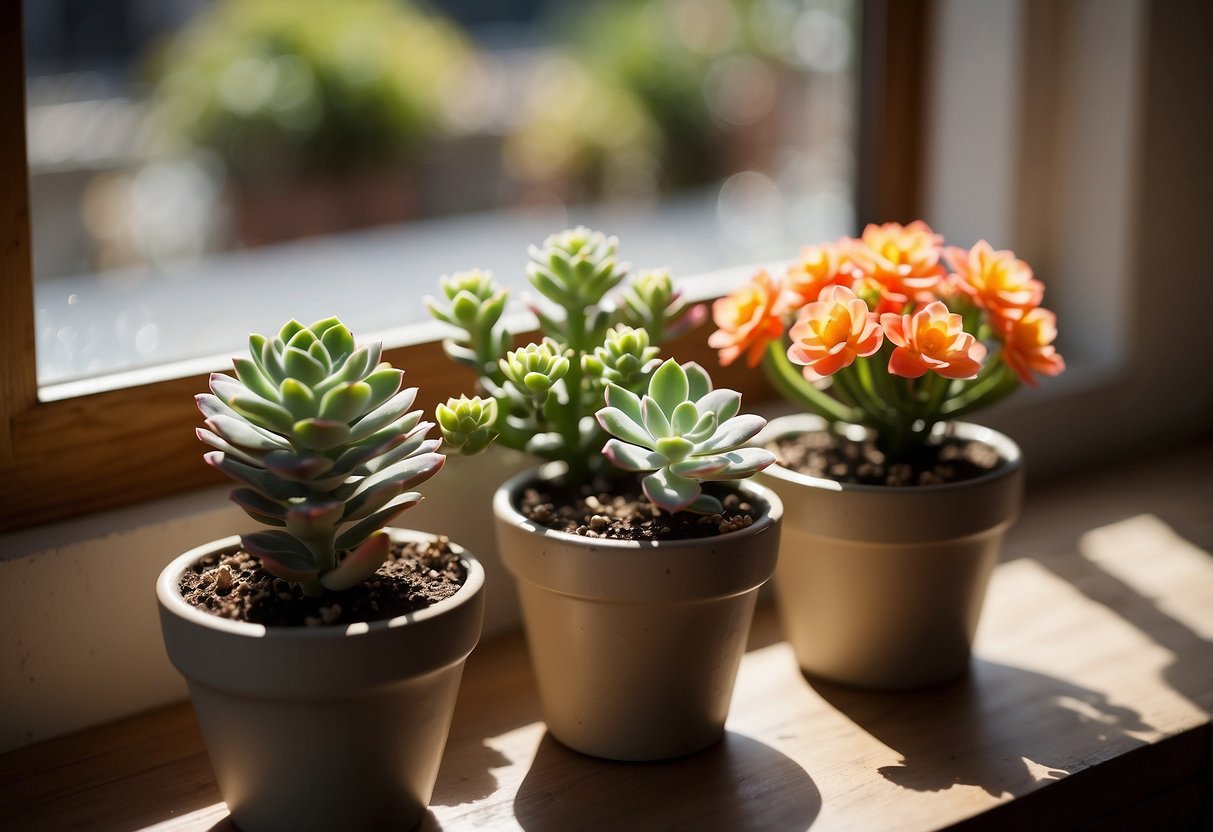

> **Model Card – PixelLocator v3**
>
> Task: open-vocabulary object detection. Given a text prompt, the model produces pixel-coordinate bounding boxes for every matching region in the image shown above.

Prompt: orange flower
[787,285,884,380]
[945,240,1043,317]
[850,221,945,308]
[881,301,985,379]
[708,269,786,367]
[785,240,855,306]
[998,307,1065,385]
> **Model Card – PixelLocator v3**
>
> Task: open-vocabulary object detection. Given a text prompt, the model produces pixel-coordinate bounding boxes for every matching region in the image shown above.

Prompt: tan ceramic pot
[494,466,782,761]
[157,529,484,832]
[756,414,1023,690]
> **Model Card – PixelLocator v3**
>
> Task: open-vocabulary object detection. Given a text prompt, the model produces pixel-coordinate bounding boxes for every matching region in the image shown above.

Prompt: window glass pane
[26,0,860,387]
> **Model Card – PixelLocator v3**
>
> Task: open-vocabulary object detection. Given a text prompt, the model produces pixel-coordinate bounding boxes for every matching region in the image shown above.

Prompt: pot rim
[157,528,485,640]
[492,462,783,548]
[755,413,1022,495]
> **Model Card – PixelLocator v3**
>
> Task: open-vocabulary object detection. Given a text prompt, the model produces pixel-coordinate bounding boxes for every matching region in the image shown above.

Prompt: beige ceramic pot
[157,529,484,832]
[494,465,782,762]
[756,414,1023,690]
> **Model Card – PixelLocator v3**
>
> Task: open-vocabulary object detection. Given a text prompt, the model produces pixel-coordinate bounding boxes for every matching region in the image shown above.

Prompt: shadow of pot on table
[513,731,820,832]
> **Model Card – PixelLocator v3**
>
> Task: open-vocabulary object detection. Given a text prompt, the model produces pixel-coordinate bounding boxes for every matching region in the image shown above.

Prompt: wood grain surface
[2,504,1209,831]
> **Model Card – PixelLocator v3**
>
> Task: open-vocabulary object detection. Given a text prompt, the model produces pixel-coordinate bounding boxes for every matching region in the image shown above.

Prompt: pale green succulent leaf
[242,531,317,575]
[648,359,689,416]
[696,389,742,422]
[655,435,694,462]
[279,378,317,420]
[642,469,702,514]
[197,427,263,468]
[684,362,712,401]
[693,447,778,480]
[670,400,700,435]
[227,393,296,434]
[604,383,644,424]
[319,321,355,364]
[205,451,310,501]
[669,456,730,478]
[641,396,671,439]
[197,391,243,423]
[259,338,287,383]
[349,452,445,500]
[229,489,287,527]
[602,438,664,472]
[321,532,392,592]
[334,495,422,555]
[347,412,425,458]
[697,414,767,454]
[283,347,326,387]
[285,499,344,536]
[327,433,407,479]
[348,388,419,442]
[262,450,336,482]
[363,435,440,475]
[686,493,725,514]
[307,339,331,373]
[232,357,281,403]
[291,418,352,451]
[683,411,719,444]
[362,370,404,410]
[277,319,306,343]
[595,406,653,448]
[318,382,373,424]
[286,326,318,353]
[204,413,289,452]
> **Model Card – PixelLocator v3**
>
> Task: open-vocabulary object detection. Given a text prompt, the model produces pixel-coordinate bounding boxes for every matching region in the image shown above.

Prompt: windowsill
[2,439,1210,830]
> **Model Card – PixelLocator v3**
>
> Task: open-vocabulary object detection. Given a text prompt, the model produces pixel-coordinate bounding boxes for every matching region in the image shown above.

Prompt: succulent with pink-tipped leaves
[597,359,775,513]
[196,318,444,596]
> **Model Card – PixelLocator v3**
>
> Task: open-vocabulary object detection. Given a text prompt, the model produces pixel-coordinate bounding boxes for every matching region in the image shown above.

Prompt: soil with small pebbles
[769,430,1003,487]
[519,478,761,541]
[177,536,466,627]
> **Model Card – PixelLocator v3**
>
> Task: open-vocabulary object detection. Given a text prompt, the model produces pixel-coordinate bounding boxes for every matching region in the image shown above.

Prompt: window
[3,0,882,531]
[9,0,1200,535]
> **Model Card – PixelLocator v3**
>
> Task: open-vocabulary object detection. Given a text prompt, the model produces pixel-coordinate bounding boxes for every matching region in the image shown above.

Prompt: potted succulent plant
[709,221,1065,689]
[156,318,485,832]
[429,228,782,761]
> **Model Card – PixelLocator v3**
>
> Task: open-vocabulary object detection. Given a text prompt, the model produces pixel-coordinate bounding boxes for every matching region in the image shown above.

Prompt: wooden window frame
[0,1,924,532]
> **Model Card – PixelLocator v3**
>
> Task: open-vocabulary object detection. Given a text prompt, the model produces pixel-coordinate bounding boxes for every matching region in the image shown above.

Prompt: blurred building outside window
[25,0,862,389]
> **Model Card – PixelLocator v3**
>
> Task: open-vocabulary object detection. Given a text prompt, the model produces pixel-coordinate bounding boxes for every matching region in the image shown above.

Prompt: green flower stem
[919,372,950,421]
[561,312,589,482]
[834,364,894,432]
[943,361,1020,418]
[761,343,858,425]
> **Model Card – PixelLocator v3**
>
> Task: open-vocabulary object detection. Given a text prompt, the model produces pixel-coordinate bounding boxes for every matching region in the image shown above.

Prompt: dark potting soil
[178,537,466,627]
[519,478,760,541]
[770,431,1003,487]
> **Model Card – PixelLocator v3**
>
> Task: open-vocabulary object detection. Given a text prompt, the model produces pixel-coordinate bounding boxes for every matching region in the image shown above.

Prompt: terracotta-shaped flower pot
[157,529,484,832]
[493,466,782,761]
[756,414,1023,690]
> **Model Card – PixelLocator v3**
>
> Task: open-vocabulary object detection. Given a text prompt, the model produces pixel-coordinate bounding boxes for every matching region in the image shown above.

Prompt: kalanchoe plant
[596,359,776,513]
[428,226,705,484]
[197,318,444,596]
[709,221,1065,458]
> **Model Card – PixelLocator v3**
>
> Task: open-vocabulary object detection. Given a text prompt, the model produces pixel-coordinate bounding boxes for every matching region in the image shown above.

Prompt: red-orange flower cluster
[706,220,1066,388]
[708,268,786,368]
[787,285,883,380]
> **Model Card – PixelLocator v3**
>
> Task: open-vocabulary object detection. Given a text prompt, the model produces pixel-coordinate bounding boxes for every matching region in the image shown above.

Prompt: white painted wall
[0,448,531,752]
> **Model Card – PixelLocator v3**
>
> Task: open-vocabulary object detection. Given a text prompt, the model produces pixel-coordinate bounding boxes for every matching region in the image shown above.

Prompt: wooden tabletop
[3,460,1211,830]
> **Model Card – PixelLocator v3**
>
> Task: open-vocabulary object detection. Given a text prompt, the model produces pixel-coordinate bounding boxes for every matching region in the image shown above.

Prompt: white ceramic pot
[755,414,1023,690]
[157,529,485,832]
[493,466,782,761]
